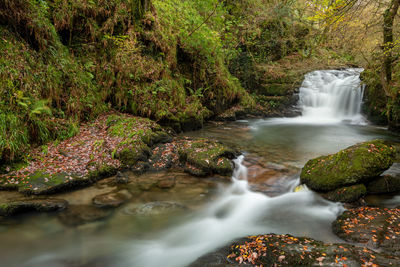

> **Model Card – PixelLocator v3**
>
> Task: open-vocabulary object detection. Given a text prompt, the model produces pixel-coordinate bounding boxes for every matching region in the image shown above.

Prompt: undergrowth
[0,0,324,163]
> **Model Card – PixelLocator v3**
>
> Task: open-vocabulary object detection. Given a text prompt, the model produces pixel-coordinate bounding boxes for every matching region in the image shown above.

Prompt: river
[0,69,399,267]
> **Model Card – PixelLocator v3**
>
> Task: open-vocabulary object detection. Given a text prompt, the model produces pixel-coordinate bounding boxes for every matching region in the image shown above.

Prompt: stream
[1,69,400,267]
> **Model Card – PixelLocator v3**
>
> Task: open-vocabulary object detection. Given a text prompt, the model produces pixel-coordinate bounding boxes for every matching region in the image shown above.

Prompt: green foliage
[0,113,29,162]
[0,0,319,162]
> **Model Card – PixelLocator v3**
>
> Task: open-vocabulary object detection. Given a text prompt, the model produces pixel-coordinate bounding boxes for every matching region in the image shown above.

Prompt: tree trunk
[383,0,400,88]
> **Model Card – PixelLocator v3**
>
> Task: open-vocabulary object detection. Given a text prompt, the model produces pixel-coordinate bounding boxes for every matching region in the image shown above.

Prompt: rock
[115,171,130,184]
[322,184,366,203]
[157,176,176,189]
[189,241,242,267]
[367,163,400,194]
[127,201,187,216]
[178,138,237,177]
[333,207,400,256]
[367,174,400,194]
[92,190,132,208]
[58,205,112,226]
[191,234,400,266]
[0,198,68,216]
[300,140,395,192]
[106,114,171,166]
[135,174,158,191]
[214,107,238,122]
[147,143,179,172]
[17,166,117,195]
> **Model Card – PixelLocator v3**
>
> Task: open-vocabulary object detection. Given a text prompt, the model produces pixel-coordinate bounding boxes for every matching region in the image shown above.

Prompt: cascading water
[298,68,365,124]
[116,156,344,267]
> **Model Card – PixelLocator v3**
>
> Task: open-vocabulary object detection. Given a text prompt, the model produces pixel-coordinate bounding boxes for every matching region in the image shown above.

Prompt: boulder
[333,207,400,256]
[300,140,395,192]
[322,184,366,203]
[367,163,400,194]
[367,174,400,194]
[0,198,68,216]
[190,234,400,266]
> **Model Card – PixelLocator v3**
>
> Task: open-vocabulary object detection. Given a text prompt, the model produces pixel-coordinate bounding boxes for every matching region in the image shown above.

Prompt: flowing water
[1,69,400,267]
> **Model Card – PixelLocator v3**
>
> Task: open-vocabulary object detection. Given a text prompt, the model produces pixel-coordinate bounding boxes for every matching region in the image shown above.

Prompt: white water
[121,156,344,267]
[265,68,366,125]
[299,68,365,124]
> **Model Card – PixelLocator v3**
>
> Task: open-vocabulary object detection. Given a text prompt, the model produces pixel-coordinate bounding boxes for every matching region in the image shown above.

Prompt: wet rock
[115,171,130,184]
[178,138,238,177]
[157,176,176,189]
[128,201,187,216]
[322,184,367,203]
[15,167,116,195]
[189,241,242,267]
[147,143,179,172]
[191,234,400,266]
[92,190,132,208]
[214,107,237,122]
[58,205,112,226]
[333,207,400,256]
[300,140,395,192]
[0,198,68,216]
[367,174,400,194]
[135,174,158,191]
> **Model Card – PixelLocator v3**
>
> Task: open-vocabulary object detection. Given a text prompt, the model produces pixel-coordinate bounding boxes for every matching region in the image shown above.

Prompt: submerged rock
[115,171,130,184]
[157,176,176,189]
[58,205,112,226]
[322,184,367,203]
[300,140,395,192]
[125,201,187,216]
[92,190,132,208]
[191,234,400,267]
[333,207,400,257]
[0,198,68,216]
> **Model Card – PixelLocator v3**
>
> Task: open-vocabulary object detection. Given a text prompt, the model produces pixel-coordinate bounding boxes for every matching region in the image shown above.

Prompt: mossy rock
[367,174,400,194]
[17,163,117,195]
[107,114,172,166]
[191,234,400,267]
[178,138,237,177]
[0,198,68,216]
[333,207,400,256]
[300,140,396,192]
[322,184,366,203]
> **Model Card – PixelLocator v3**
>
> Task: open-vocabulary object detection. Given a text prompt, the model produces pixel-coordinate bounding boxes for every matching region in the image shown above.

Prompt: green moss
[323,184,367,203]
[300,140,396,192]
[178,138,236,176]
[107,114,170,166]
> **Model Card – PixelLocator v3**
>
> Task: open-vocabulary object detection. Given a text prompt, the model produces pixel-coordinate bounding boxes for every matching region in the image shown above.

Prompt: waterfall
[298,68,365,124]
